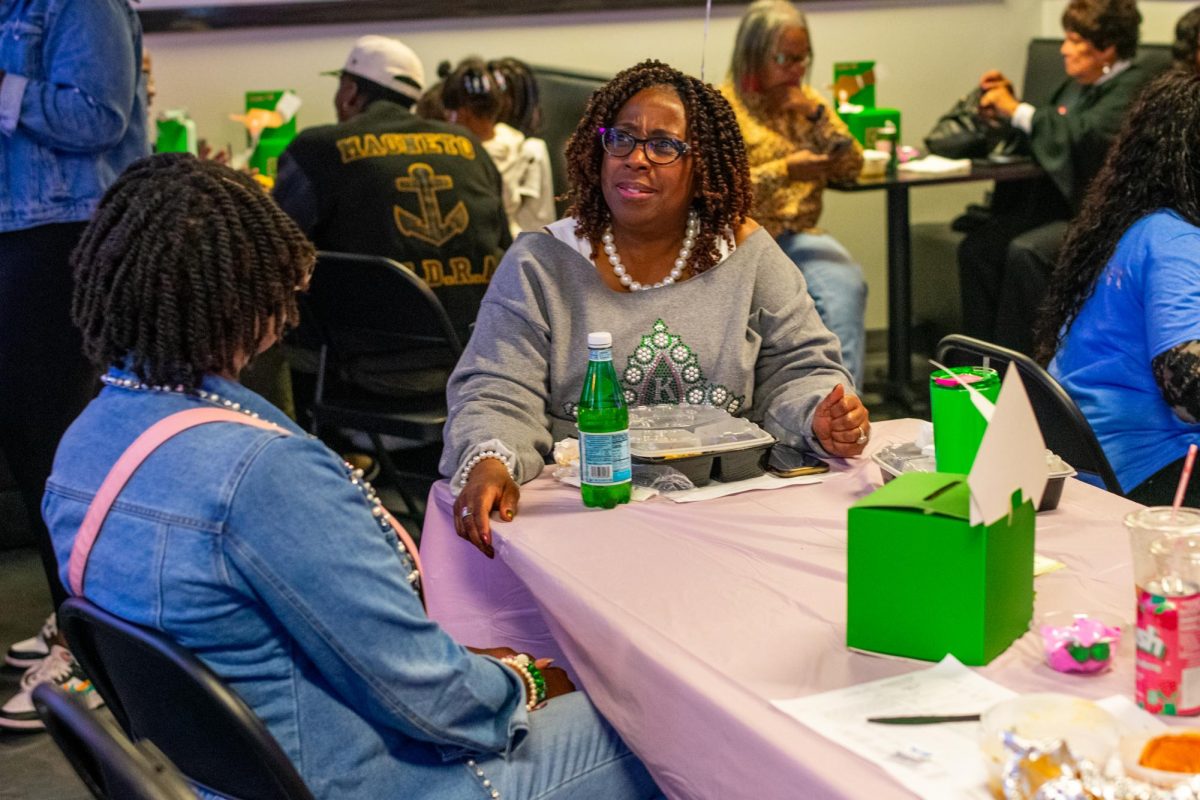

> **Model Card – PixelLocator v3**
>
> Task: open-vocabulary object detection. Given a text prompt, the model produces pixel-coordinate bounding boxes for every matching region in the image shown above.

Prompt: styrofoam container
[980,694,1119,789]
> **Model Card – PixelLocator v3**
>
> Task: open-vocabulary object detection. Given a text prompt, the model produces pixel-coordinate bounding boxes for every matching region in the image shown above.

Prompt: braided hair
[439,57,501,121]
[1033,71,1200,364]
[488,57,542,136]
[564,60,753,275]
[71,153,315,388]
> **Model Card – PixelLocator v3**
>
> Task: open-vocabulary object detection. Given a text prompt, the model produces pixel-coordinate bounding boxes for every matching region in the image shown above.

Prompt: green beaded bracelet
[524,662,547,705]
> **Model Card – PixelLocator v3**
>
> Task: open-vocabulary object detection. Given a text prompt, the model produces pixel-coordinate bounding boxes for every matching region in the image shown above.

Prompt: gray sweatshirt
[439,226,851,484]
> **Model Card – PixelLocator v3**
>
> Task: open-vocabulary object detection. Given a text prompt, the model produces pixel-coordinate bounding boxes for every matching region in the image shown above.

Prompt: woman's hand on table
[786,150,833,181]
[454,459,520,559]
[813,383,871,458]
[468,646,576,701]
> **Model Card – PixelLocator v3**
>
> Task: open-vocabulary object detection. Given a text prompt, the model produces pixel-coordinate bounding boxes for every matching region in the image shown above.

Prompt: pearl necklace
[99,374,421,589]
[602,209,698,291]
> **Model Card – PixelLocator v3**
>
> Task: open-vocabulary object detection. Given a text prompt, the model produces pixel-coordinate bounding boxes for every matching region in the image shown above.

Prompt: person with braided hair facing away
[440,57,555,236]
[443,60,870,556]
[490,57,543,140]
[45,153,662,800]
[720,0,868,389]
[1036,71,1200,505]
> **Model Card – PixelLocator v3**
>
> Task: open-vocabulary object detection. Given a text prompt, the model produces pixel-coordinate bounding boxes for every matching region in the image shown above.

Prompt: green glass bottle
[578,331,631,508]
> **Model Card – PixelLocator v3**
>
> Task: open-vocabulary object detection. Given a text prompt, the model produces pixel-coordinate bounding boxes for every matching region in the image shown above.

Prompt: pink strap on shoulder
[68,408,283,596]
[67,407,423,597]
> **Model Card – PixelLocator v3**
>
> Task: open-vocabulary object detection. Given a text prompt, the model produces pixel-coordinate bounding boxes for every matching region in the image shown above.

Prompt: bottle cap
[587,331,613,348]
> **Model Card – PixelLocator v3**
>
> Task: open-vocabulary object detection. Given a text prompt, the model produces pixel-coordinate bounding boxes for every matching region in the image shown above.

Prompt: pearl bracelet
[458,449,515,488]
[501,654,547,711]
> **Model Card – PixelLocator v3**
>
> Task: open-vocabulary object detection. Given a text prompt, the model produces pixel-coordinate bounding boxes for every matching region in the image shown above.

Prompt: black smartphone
[766,448,830,478]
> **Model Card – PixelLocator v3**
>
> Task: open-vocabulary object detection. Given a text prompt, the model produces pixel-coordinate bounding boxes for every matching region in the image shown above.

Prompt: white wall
[146,0,1050,329]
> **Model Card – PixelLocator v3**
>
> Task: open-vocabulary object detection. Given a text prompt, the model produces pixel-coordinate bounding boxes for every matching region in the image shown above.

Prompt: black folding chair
[33,684,194,800]
[58,598,316,800]
[297,250,465,521]
[935,334,1123,495]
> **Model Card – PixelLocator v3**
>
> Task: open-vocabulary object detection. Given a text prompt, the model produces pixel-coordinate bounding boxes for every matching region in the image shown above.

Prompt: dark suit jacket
[993,62,1152,223]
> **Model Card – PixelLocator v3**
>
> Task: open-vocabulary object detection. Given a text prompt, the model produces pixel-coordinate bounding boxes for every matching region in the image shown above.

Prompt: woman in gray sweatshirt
[442,60,871,556]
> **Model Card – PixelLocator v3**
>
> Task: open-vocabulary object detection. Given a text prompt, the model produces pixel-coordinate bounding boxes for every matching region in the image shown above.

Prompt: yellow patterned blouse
[720,81,863,237]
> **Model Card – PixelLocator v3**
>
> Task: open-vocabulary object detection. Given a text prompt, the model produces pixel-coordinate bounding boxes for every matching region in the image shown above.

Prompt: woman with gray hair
[721,0,867,388]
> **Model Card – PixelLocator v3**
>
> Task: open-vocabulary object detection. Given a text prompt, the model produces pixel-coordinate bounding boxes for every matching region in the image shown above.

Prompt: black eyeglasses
[772,52,812,69]
[598,127,690,165]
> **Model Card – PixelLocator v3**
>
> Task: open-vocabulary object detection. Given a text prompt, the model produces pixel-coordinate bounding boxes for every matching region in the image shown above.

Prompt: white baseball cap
[326,35,425,101]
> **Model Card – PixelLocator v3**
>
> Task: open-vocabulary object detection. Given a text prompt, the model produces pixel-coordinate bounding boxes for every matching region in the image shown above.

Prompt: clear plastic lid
[628,404,773,458]
[1125,507,1200,536]
[872,442,1074,478]
[587,331,612,348]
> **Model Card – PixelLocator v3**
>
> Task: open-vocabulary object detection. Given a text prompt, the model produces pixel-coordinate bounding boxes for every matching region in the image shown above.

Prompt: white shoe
[0,645,101,732]
[4,613,55,669]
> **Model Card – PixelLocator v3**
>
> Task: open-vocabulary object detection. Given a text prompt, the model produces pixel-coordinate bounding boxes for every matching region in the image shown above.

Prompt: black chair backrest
[530,65,611,217]
[59,598,316,800]
[1022,38,1174,107]
[935,334,1123,495]
[303,250,463,362]
[33,683,196,800]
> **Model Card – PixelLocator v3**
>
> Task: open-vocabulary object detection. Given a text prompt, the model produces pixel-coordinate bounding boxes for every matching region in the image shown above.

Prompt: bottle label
[579,430,631,485]
[1136,586,1200,715]
[588,348,613,362]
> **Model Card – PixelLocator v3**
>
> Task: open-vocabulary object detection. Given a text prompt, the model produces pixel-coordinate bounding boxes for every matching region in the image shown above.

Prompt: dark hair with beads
[439,57,501,121]
[488,57,542,136]
[564,59,753,275]
[71,153,316,389]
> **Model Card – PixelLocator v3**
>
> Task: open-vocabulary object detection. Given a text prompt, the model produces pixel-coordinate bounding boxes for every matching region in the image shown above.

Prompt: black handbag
[925,87,1021,160]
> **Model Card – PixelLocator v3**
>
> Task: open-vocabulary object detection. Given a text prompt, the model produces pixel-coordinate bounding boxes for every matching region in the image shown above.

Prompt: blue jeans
[474,692,664,799]
[776,232,867,389]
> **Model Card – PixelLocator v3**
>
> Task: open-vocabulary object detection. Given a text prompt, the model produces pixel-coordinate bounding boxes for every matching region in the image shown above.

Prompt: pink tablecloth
[421,419,1144,800]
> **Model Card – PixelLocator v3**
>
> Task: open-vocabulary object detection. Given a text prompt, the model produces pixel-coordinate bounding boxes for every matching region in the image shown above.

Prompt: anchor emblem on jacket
[393,162,469,246]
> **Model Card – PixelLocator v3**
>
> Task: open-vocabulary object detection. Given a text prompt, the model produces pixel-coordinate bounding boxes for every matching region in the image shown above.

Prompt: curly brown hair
[1062,0,1141,60]
[71,153,316,388]
[564,59,753,275]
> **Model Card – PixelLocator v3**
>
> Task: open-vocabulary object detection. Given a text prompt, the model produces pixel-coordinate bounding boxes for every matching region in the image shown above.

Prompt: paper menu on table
[770,656,1016,800]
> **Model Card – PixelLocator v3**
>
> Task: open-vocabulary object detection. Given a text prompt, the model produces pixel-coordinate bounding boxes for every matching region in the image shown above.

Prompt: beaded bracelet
[458,449,515,488]
[501,654,547,711]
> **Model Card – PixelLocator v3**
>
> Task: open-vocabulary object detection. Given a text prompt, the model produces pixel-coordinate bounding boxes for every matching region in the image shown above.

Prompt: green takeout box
[846,471,1035,666]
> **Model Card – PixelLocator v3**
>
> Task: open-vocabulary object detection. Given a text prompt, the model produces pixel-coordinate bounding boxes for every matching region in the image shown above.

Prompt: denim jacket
[43,368,529,799]
[0,0,149,232]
